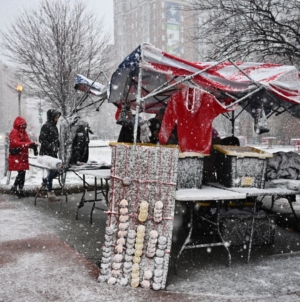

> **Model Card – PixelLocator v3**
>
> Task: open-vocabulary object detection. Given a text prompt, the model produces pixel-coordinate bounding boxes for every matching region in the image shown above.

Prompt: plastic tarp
[75,74,107,97]
[108,43,300,118]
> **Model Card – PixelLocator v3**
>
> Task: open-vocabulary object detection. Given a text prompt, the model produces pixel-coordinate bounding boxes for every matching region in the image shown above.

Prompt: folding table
[174,186,246,274]
[76,169,111,224]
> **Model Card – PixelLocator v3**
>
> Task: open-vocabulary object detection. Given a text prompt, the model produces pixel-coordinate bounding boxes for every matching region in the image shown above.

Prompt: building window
[162,12,165,19]
[162,35,165,41]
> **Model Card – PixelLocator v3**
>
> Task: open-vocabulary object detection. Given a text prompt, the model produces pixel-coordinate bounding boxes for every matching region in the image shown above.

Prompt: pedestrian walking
[9,116,38,197]
[39,109,61,202]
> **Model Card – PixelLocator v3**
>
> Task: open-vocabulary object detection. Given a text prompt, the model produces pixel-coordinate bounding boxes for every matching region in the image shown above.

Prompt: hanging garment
[70,120,90,164]
[59,115,80,166]
[60,116,91,166]
[158,87,235,154]
[254,106,269,134]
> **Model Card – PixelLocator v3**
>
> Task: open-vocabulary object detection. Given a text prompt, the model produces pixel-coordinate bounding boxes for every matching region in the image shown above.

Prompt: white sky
[0,0,114,62]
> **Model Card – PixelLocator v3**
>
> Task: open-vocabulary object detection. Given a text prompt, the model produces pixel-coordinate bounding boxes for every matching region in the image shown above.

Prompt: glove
[30,143,39,156]
[33,145,39,156]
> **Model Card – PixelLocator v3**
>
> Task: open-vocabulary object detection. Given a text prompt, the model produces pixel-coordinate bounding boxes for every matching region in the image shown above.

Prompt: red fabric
[158,87,234,154]
[212,127,219,138]
[8,117,32,171]
[115,104,122,120]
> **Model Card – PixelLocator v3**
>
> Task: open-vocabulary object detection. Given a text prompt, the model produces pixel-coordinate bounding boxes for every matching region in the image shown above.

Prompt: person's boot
[42,178,47,187]
[10,186,18,195]
[16,189,26,198]
[47,191,60,202]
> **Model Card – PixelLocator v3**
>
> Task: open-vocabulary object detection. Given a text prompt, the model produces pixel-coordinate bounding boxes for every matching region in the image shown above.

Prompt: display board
[98,144,179,290]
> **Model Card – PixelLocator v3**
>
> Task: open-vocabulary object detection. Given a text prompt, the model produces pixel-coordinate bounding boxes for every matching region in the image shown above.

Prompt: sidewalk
[1,193,300,302]
[0,194,197,302]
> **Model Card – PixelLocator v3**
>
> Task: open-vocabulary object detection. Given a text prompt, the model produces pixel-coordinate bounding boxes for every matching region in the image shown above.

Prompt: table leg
[247,199,257,264]
[103,179,109,205]
[271,196,275,210]
[34,183,46,206]
[174,200,193,275]
[90,177,98,224]
[76,174,86,220]
[216,200,231,266]
[287,195,299,230]
[58,172,67,213]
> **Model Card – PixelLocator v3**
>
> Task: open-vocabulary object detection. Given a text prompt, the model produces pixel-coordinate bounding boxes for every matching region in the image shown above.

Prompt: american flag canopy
[108,43,300,119]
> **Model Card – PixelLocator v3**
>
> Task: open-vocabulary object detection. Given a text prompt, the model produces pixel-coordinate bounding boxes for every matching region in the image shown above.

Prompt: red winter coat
[8,117,33,171]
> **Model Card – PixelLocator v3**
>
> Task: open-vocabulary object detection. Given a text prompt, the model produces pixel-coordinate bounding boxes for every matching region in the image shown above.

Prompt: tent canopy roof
[108,43,300,119]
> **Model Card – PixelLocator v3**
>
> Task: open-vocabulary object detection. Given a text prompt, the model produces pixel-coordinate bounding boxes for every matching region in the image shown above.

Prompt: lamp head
[17,84,23,93]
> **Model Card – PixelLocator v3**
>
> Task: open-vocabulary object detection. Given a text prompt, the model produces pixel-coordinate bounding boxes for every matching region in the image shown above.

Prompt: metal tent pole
[232,111,235,136]
[133,47,144,146]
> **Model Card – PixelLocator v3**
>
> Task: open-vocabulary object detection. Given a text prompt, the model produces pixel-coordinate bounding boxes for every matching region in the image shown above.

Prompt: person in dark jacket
[149,107,178,144]
[39,109,61,202]
[117,110,141,143]
[9,116,38,197]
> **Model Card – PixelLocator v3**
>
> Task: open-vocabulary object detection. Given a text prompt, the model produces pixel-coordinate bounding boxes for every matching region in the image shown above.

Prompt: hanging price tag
[241,177,254,187]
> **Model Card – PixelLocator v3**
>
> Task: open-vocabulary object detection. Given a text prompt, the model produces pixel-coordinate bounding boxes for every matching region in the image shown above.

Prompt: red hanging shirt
[159,87,235,154]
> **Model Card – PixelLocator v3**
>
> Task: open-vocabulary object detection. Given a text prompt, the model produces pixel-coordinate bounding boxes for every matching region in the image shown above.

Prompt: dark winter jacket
[149,117,178,144]
[148,117,161,144]
[39,109,61,158]
[8,117,34,171]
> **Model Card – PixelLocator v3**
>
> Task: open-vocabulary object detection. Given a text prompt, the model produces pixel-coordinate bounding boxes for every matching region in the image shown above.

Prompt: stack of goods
[98,144,179,290]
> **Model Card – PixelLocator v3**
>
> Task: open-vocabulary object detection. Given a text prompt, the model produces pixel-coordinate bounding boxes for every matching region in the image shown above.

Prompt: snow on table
[175,186,246,201]
[77,169,111,179]
[209,182,300,197]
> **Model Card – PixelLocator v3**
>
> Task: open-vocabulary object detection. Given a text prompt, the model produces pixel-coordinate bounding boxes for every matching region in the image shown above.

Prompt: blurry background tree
[192,0,300,142]
[192,0,300,65]
[0,0,112,117]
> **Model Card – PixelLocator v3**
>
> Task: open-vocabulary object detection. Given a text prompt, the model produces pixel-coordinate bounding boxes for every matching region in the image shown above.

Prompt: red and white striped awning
[109,43,300,117]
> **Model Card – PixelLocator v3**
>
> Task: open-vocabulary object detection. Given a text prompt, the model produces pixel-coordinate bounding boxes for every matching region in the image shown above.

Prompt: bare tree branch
[191,0,300,65]
[0,0,112,116]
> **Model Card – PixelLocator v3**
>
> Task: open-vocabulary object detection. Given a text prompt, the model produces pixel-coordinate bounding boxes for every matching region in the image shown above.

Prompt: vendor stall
[96,43,300,291]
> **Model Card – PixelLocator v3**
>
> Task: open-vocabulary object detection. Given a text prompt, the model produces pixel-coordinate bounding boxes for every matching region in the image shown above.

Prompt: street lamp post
[16,84,23,116]
[39,100,43,127]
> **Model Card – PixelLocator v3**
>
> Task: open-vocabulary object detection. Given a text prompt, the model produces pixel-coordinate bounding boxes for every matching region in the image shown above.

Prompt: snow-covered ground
[2,143,300,300]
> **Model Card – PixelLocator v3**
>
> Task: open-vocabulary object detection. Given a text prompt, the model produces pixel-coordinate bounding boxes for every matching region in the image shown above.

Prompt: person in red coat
[9,116,38,197]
